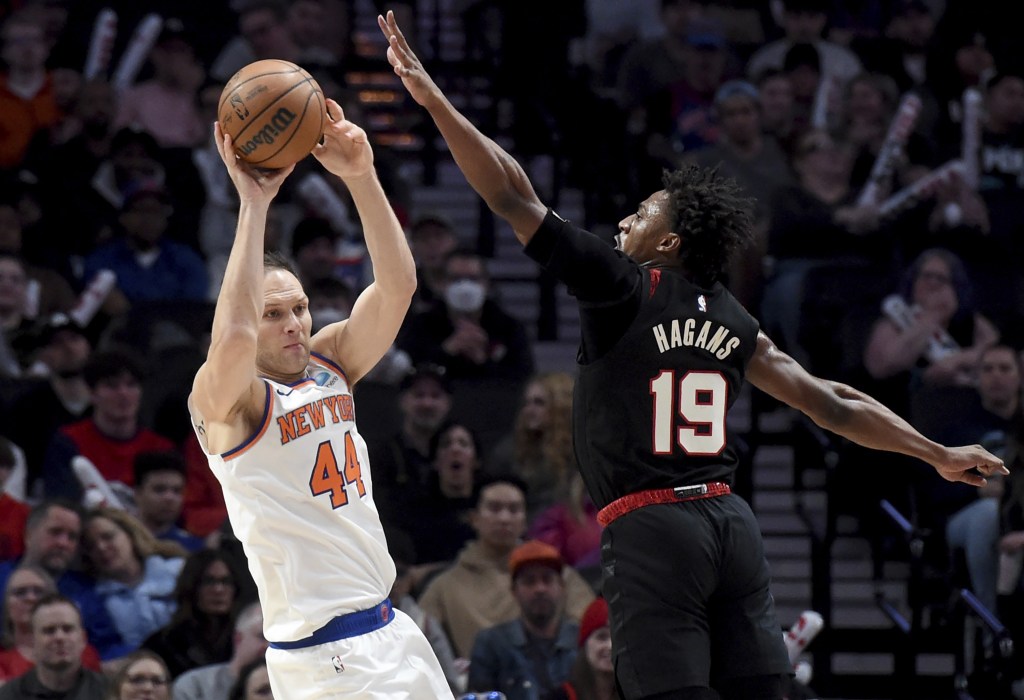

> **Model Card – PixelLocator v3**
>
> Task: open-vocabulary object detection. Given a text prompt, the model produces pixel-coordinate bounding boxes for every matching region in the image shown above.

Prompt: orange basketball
[218,59,325,170]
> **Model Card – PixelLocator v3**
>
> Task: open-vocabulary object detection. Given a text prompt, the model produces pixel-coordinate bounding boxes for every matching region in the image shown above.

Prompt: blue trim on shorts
[268,599,394,650]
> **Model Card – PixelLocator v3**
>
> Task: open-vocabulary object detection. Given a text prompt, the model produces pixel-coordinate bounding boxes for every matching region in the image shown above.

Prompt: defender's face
[257,270,312,377]
[616,191,673,265]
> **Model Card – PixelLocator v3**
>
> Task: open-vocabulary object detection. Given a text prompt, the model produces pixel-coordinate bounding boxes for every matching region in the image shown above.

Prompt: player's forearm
[819,381,944,465]
[210,201,268,338]
[422,92,535,220]
[344,171,416,297]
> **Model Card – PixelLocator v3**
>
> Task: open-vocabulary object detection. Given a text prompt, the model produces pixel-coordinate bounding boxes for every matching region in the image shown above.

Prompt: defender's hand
[933,444,1008,487]
[377,10,442,108]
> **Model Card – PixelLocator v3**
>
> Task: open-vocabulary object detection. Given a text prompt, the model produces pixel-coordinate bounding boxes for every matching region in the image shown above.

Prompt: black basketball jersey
[574,267,758,508]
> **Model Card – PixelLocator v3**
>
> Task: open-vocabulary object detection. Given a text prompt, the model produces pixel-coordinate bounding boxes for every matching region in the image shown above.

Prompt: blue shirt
[83,238,208,303]
[468,618,579,700]
[94,555,184,651]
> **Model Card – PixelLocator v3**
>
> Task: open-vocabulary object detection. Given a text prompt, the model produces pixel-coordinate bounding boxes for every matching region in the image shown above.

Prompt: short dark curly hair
[662,165,754,288]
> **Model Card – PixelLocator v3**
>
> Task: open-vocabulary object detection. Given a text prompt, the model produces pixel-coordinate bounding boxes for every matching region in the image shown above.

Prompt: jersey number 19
[650,370,727,456]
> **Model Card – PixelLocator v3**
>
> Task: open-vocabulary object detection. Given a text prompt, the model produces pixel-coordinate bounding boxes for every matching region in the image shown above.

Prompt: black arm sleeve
[524,209,643,362]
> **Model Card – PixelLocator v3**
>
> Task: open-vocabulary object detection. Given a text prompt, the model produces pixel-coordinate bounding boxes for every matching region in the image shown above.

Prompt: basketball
[218,59,326,170]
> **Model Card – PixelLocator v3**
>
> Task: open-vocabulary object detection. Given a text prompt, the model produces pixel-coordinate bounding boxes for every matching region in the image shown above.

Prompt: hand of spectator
[443,319,489,364]
[312,99,374,182]
[1000,531,1024,554]
[834,205,880,234]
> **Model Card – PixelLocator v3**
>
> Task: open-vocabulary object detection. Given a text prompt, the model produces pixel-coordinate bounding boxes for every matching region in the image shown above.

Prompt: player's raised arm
[191,123,294,423]
[309,99,415,384]
[378,11,547,244]
[746,331,1008,487]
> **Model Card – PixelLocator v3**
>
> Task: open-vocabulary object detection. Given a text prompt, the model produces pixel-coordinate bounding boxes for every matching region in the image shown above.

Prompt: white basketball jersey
[193,353,395,643]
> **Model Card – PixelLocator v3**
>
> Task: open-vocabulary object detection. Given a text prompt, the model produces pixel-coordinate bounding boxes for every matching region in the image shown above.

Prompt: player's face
[258,270,312,377]
[616,191,674,265]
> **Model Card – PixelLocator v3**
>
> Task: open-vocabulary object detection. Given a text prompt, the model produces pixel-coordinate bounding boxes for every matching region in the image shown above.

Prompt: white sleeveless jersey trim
[191,355,395,643]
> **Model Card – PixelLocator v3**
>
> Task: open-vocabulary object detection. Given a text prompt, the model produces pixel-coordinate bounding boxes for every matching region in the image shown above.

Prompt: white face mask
[445,279,486,314]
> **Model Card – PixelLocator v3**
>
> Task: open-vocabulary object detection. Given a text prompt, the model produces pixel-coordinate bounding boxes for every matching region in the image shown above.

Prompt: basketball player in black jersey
[379,12,1007,700]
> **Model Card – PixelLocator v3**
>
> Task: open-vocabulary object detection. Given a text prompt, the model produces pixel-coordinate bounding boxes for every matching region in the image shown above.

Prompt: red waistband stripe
[597,482,731,526]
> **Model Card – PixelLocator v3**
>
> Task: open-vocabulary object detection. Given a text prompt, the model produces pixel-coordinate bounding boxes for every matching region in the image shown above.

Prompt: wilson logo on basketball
[237,107,297,156]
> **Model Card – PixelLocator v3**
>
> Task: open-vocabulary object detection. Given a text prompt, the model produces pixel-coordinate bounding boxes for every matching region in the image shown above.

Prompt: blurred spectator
[755,68,796,145]
[583,0,663,96]
[0,202,75,320]
[107,650,171,700]
[407,214,459,314]
[115,19,206,149]
[385,528,462,694]
[746,0,862,87]
[854,0,937,93]
[0,255,33,363]
[370,364,452,522]
[288,218,339,289]
[171,602,267,700]
[615,0,698,112]
[307,277,354,334]
[42,348,176,502]
[527,473,602,573]
[690,79,793,306]
[467,541,579,700]
[226,658,271,700]
[0,439,29,561]
[396,421,481,566]
[398,249,534,382]
[2,315,92,490]
[944,344,1021,613]
[0,500,123,660]
[82,508,186,653]
[418,476,595,659]
[924,27,994,153]
[863,248,999,392]
[210,0,302,83]
[82,182,208,307]
[132,452,203,553]
[639,17,731,184]
[761,129,884,366]
[0,565,101,680]
[0,12,60,171]
[0,594,107,700]
[180,437,228,540]
[143,550,244,679]
[543,597,617,700]
[782,42,827,133]
[490,373,576,520]
[998,419,1024,678]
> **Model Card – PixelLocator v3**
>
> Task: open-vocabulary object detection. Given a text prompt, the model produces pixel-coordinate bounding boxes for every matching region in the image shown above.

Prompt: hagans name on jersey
[652,318,741,359]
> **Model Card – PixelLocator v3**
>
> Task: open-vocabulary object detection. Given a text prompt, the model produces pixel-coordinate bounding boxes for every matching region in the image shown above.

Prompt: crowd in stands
[0,0,1022,698]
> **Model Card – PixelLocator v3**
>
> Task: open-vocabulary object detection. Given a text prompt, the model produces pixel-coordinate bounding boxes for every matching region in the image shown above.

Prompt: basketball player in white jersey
[188,98,454,699]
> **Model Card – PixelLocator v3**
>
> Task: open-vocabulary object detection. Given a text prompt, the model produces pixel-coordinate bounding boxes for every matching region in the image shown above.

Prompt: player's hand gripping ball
[218,59,326,170]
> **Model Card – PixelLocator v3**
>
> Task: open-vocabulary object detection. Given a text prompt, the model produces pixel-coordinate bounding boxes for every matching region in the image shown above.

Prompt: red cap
[578,596,609,648]
[508,540,564,580]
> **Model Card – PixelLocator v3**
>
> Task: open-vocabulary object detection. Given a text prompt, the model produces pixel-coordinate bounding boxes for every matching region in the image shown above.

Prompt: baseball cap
[685,18,726,50]
[399,363,451,394]
[157,17,192,47]
[36,313,86,344]
[578,596,609,647]
[714,80,760,106]
[508,540,564,580]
